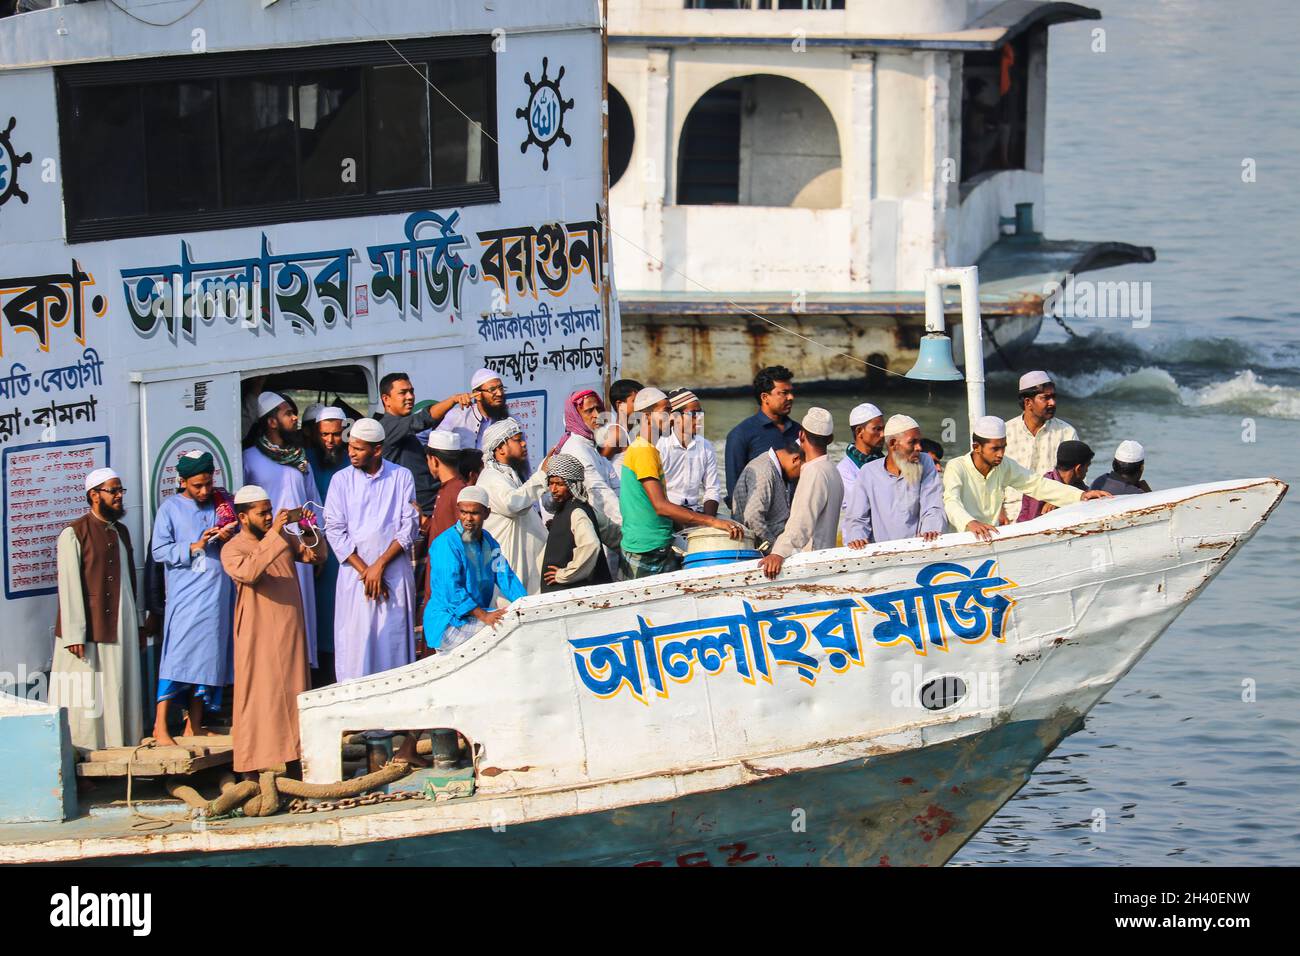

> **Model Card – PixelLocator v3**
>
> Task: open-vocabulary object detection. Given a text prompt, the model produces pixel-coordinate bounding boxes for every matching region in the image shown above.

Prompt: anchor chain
[288,790,426,814]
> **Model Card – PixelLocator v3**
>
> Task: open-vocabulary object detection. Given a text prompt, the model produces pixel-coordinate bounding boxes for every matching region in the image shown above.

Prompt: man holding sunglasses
[50,467,147,754]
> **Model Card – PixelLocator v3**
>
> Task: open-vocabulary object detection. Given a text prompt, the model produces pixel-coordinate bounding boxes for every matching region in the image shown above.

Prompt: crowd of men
[52,365,1153,776]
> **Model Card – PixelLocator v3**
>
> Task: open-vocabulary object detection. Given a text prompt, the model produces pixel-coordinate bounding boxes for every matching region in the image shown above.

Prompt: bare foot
[182,719,222,738]
[152,725,178,747]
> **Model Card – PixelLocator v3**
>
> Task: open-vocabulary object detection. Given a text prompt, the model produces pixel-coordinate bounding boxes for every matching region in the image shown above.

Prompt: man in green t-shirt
[619,387,744,579]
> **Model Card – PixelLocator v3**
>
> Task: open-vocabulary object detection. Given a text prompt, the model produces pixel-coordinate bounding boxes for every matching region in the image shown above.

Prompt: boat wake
[993,332,1300,421]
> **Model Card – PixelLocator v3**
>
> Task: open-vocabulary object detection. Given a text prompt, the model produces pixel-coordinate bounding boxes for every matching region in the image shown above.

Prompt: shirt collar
[767,447,780,472]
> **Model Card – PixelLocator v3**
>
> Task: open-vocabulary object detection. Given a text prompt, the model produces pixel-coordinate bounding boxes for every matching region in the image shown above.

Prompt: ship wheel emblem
[0,116,33,212]
[517,58,573,171]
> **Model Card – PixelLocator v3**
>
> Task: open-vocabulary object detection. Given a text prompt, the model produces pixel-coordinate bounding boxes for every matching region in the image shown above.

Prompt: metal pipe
[922,266,986,439]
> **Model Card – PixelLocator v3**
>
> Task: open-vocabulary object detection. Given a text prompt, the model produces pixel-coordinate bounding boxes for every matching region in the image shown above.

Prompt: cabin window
[960,34,1031,184]
[677,74,842,208]
[57,37,498,243]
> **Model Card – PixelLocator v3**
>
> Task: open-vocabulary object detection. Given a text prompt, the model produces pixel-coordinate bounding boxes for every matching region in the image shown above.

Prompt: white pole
[922,266,986,440]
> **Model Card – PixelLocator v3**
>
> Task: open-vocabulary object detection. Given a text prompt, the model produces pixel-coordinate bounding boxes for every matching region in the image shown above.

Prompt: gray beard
[894,452,922,485]
[317,445,344,466]
[461,528,481,544]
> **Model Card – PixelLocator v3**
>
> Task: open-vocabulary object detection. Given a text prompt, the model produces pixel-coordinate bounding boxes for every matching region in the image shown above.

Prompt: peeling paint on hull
[620,306,1041,390]
[45,715,1079,867]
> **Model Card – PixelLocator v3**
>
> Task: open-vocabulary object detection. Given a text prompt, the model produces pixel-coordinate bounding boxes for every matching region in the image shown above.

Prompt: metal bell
[906,333,964,381]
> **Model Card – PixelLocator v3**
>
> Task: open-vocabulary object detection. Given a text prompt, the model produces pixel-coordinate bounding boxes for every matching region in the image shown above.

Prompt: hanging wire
[105,0,207,28]
[352,2,921,381]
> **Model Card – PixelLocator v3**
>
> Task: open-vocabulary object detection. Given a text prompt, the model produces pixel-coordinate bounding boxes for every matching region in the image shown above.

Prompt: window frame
[56,36,499,244]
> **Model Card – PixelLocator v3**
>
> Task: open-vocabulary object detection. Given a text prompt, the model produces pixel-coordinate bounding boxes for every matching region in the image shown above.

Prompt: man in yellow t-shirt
[619,388,744,579]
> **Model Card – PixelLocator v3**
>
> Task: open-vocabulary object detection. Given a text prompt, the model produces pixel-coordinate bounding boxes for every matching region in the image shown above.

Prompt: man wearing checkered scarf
[475,418,548,593]
[541,454,613,592]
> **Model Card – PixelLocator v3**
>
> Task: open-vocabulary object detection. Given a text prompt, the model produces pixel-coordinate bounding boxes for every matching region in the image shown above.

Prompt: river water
[699,0,1300,866]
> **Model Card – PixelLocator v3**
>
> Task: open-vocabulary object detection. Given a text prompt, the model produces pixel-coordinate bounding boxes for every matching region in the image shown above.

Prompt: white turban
[883,414,920,438]
[457,485,490,508]
[350,418,385,443]
[471,368,502,391]
[256,391,288,418]
[316,406,349,425]
[233,484,270,505]
[84,467,118,493]
[801,406,834,437]
[1018,370,1052,391]
[972,415,1007,440]
[849,403,883,427]
[1115,440,1145,463]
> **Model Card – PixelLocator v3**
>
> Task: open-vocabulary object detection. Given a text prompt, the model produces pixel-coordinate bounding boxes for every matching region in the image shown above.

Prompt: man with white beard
[841,414,947,546]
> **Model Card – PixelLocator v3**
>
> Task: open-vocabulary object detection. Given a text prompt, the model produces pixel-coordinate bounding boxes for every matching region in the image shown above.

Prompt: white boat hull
[0,477,1284,864]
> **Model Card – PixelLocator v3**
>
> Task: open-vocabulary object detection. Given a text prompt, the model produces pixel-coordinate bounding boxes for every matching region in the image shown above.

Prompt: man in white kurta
[324,418,420,682]
[50,468,144,753]
[478,418,548,593]
[243,391,319,667]
[1002,371,1079,516]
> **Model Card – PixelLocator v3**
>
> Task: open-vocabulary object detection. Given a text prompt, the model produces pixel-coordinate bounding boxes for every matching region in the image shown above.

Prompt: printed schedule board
[3,437,110,600]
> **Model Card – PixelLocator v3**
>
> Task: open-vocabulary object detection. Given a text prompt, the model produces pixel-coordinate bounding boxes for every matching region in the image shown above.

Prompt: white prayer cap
[483,418,522,452]
[233,484,270,505]
[427,429,462,452]
[316,406,349,425]
[631,387,668,412]
[801,406,834,437]
[84,467,119,492]
[849,403,883,427]
[883,414,920,438]
[350,417,385,443]
[471,368,502,390]
[972,415,1007,440]
[301,402,324,423]
[1018,370,1052,391]
[457,485,490,508]
[256,391,289,418]
[1114,439,1145,463]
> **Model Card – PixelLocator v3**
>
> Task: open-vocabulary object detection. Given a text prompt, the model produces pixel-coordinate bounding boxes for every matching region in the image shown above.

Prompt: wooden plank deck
[76,735,234,778]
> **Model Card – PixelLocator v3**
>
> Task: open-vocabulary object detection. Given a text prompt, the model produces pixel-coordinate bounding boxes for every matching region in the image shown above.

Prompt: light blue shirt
[151,493,234,686]
[435,403,491,450]
[839,454,946,544]
[422,523,527,647]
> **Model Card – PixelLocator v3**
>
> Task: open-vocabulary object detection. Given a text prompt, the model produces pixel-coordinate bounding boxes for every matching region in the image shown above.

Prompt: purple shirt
[838,454,946,543]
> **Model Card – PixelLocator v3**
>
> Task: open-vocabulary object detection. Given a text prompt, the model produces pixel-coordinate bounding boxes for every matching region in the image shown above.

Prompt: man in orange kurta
[220,485,326,773]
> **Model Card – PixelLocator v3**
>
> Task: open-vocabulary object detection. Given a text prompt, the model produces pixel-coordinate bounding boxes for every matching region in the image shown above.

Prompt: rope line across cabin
[349,0,910,381]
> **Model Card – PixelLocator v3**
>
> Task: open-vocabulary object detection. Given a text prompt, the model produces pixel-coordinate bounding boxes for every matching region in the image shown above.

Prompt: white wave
[1183,370,1300,420]
[1054,366,1182,402]
[1054,367,1300,420]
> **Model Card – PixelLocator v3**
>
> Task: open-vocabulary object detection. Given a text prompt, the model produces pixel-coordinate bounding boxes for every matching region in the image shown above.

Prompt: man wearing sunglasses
[434,367,513,453]
[50,467,147,754]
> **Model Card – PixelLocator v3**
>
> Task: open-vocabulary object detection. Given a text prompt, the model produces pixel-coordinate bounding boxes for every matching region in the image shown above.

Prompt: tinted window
[58,39,498,242]
[431,58,491,186]
[66,85,146,221]
[221,75,297,206]
[144,80,218,214]
[298,68,365,199]
[369,63,431,192]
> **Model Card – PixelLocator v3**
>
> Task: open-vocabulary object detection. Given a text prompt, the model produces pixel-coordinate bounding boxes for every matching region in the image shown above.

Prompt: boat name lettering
[569,561,1017,703]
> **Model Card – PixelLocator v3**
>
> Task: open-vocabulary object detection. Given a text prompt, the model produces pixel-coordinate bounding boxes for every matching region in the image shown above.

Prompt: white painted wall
[609,0,970,37]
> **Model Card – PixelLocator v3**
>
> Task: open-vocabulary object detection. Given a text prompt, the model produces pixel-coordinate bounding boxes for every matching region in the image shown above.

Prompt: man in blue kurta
[423,485,527,653]
[150,451,237,744]
[306,406,349,686]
